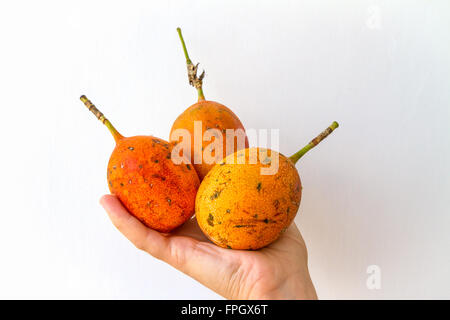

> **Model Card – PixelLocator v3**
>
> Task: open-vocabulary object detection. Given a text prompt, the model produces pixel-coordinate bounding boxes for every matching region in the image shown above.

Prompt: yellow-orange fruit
[80,95,200,233]
[172,28,249,180]
[196,148,301,250]
[107,136,200,232]
[170,100,249,180]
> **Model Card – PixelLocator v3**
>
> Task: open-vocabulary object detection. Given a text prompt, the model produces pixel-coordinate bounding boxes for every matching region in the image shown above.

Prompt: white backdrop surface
[0,0,449,299]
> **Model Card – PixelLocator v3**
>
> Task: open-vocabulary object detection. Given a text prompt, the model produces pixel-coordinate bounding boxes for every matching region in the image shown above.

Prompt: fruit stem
[176,27,206,101]
[80,95,123,142]
[177,27,192,65]
[197,86,205,101]
[289,121,339,164]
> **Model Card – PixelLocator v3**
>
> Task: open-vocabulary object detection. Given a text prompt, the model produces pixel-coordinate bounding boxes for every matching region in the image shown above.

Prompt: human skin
[100,194,318,300]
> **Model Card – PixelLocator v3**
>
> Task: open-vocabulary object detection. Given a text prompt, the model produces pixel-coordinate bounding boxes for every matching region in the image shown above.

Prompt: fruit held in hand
[170,28,249,180]
[80,95,200,232]
[196,122,339,249]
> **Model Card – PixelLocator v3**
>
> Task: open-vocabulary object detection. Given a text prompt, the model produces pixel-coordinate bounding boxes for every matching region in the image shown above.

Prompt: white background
[0,0,449,299]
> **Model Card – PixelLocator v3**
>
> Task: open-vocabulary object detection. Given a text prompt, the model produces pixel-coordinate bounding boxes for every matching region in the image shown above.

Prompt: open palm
[100,194,317,300]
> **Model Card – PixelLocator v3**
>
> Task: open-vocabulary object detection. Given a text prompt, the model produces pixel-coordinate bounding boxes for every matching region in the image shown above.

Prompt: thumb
[99,194,236,294]
[100,194,170,260]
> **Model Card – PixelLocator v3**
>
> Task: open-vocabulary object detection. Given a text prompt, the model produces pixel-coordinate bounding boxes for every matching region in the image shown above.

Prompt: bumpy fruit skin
[107,136,200,232]
[196,148,301,250]
[170,100,249,180]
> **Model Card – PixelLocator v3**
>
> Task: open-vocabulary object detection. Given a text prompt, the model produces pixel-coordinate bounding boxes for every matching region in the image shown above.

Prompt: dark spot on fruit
[226,245,232,249]
[263,218,269,224]
[273,199,280,209]
[226,209,231,213]
[186,164,191,170]
[139,164,143,169]
[163,143,169,149]
[234,224,256,228]
[120,183,124,187]
[287,207,290,213]
[253,214,258,218]
[166,153,171,159]
[256,182,262,192]
[207,213,214,227]
[112,165,117,170]
[210,190,222,200]
[152,174,166,181]
[154,160,159,163]
[152,139,160,144]
[128,147,134,151]
[109,181,112,187]
[167,198,172,205]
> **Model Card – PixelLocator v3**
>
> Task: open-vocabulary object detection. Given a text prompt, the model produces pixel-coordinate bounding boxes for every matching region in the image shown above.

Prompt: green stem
[197,87,205,101]
[289,121,339,164]
[80,95,123,142]
[176,27,206,101]
[177,27,192,64]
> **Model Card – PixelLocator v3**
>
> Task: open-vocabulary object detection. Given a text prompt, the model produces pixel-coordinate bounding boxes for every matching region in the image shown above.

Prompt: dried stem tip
[176,27,205,101]
[79,95,123,142]
[80,95,107,123]
[289,121,339,164]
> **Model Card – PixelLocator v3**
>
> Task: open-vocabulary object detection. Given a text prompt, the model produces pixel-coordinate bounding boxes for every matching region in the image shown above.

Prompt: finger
[284,223,302,238]
[100,194,237,295]
[266,223,306,254]
[165,236,239,296]
[100,194,169,260]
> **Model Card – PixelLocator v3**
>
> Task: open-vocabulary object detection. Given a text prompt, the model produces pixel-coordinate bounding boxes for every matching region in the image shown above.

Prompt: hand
[100,194,318,300]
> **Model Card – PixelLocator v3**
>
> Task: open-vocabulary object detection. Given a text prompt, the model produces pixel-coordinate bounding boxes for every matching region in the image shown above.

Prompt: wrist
[257,274,318,300]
